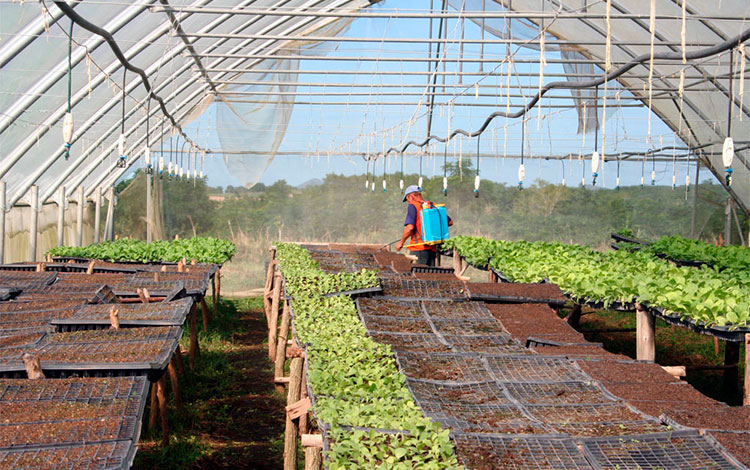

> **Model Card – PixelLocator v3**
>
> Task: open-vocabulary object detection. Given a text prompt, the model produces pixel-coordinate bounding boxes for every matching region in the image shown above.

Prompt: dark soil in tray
[578,360,682,384]
[412,272,460,282]
[0,300,83,313]
[0,332,45,349]
[0,441,131,470]
[485,303,584,343]
[0,399,133,422]
[369,332,452,353]
[664,403,750,431]
[504,382,615,405]
[362,315,432,334]
[432,318,507,336]
[604,381,716,404]
[374,252,413,272]
[0,417,132,447]
[532,345,627,361]
[49,326,178,344]
[486,356,588,383]
[398,353,487,382]
[710,432,750,467]
[357,298,423,318]
[468,282,566,302]
[454,436,586,470]
[423,300,494,320]
[408,380,510,405]
[0,377,144,401]
[554,420,665,437]
[421,403,529,432]
[18,341,173,364]
[448,335,531,355]
[527,403,646,424]
[380,278,467,299]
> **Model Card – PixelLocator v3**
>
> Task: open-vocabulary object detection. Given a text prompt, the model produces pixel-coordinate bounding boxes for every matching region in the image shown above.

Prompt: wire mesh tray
[394,351,491,383]
[0,300,84,313]
[422,300,495,320]
[406,378,512,406]
[417,401,538,433]
[0,376,148,402]
[525,402,654,425]
[379,277,467,301]
[320,285,383,298]
[451,432,594,469]
[0,287,22,301]
[486,355,591,383]
[466,282,568,306]
[0,439,135,470]
[0,415,139,450]
[582,430,746,470]
[356,297,423,318]
[360,314,434,334]
[51,298,193,329]
[431,318,508,336]
[367,331,452,353]
[411,265,455,274]
[448,335,534,355]
[503,381,619,405]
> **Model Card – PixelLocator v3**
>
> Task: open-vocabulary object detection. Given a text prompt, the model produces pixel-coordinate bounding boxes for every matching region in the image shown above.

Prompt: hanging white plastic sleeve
[382,179,387,192]
[651,170,656,185]
[118,135,125,157]
[62,112,74,160]
[474,175,480,197]
[518,163,525,189]
[443,176,448,193]
[399,179,404,191]
[418,176,423,189]
[591,151,601,174]
[158,157,165,174]
[723,137,734,186]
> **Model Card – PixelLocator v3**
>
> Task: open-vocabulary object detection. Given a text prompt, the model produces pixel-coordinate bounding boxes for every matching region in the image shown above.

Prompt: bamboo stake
[188,303,199,369]
[304,448,322,470]
[284,357,304,470]
[268,273,282,361]
[167,356,183,410]
[274,300,292,394]
[157,375,169,446]
[149,381,158,431]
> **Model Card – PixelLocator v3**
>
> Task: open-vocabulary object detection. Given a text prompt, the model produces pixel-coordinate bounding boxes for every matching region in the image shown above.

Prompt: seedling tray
[581,430,745,470]
[448,335,533,355]
[394,351,491,383]
[526,337,604,348]
[525,402,654,425]
[0,271,57,287]
[431,318,508,336]
[379,278,467,301]
[356,297,423,318]
[367,331,452,353]
[321,285,383,298]
[0,376,148,402]
[486,355,590,383]
[418,401,540,433]
[360,314,434,334]
[503,381,619,405]
[51,298,193,330]
[411,265,455,274]
[651,307,750,342]
[451,432,594,470]
[0,439,135,470]
[0,287,21,301]
[610,232,648,245]
[422,300,494,320]
[406,378,512,406]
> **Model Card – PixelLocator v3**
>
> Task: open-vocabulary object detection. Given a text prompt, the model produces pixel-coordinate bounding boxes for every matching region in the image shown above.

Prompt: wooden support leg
[274,301,292,394]
[216,268,221,301]
[566,304,582,328]
[488,269,498,283]
[149,381,158,431]
[174,346,185,377]
[714,337,721,357]
[724,340,740,398]
[264,260,276,321]
[299,369,309,435]
[200,296,209,332]
[268,274,282,361]
[304,448,322,470]
[744,333,749,406]
[284,357,304,470]
[189,304,199,370]
[157,375,169,446]
[636,304,656,362]
[452,249,462,278]
[168,356,183,410]
[211,275,218,315]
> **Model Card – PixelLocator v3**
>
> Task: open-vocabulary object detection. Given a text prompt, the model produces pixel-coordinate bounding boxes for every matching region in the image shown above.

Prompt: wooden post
[488,269,498,283]
[635,303,656,362]
[274,301,292,394]
[305,448,322,470]
[299,369,309,435]
[268,273,282,361]
[566,304,582,327]
[149,381,158,431]
[724,340,740,398]
[216,269,221,302]
[452,249,461,276]
[157,375,169,446]
[744,333,749,406]
[93,186,102,244]
[174,346,185,377]
[28,185,38,262]
[168,356,183,410]
[264,260,277,321]
[284,357,304,470]
[211,275,218,315]
[200,296,209,332]
[189,303,199,369]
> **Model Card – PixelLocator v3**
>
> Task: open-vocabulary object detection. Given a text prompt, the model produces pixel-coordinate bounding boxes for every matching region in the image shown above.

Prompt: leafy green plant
[274,243,460,468]
[645,235,750,272]
[47,237,236,264]
[447,236,750,327]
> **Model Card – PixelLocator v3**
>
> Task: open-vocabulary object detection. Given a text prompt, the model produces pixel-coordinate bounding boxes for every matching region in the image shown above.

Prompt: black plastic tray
[321,285,383,298]
[0,440,136,470]
[0,287,22,301]
[51,298,193,330]
[411,265,455,274]
[610,233,648,245]
[650,307,750,343]
[0,272,57,287]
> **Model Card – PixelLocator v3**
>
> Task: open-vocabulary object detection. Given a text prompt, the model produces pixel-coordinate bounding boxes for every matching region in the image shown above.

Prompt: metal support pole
[57,186,65,247]
[28,185,38,262]
[76,186,84,247]
[146,172,152,243]
[93,187,102,244]
[690,160,700,238]
[107,186,116,241]
[0,181,5,264]
[724,197,732,245]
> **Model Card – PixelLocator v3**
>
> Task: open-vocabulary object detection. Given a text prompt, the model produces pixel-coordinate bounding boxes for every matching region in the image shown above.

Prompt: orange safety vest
[408,200,436,252]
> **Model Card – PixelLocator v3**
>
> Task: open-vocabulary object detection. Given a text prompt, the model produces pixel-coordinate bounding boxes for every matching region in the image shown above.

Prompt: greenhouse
[1,0,749,468]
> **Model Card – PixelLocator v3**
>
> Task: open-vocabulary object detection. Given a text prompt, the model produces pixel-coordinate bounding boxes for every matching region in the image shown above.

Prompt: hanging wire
[63,19,74,160]
[443,142,448,196]
[518,118,526,190]
[725,48,735,187]
[418,148,423,189]
[592,85,600,186]
[158,119,165,179]
[145,96,152,174]
[382,154,387,192]
[616,153,621,190]
[474,133,480,197]
[399,151,405,193]
[117,68,127,168]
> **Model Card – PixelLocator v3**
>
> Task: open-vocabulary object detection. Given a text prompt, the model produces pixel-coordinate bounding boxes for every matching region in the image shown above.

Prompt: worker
[395,185,453,266]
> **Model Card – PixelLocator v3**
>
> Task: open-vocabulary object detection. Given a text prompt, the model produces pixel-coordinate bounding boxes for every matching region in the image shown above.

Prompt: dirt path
[134,298,286,470]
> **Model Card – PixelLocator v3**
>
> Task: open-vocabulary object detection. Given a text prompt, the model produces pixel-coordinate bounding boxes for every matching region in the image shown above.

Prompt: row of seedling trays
[348,285,747,470]
[0,261,216,470]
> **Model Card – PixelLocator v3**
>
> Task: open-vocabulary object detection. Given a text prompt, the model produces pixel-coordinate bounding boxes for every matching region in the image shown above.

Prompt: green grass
[133,296,286,470]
